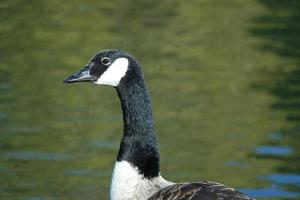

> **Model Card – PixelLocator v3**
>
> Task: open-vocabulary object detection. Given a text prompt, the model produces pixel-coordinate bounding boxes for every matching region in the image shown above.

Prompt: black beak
[63,64,95,84]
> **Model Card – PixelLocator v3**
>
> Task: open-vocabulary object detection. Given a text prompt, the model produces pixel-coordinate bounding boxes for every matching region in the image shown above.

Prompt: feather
[148,181,255,200]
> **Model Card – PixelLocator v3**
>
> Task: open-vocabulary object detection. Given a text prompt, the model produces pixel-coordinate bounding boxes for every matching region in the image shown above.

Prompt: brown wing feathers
[148,181,255,200]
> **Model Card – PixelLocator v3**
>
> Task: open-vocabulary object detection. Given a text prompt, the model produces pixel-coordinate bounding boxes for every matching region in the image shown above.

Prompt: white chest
[110,161,173,200]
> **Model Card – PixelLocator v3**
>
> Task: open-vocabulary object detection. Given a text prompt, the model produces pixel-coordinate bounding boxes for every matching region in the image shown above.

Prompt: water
[255,145,294,156]
[240,186,300,199]
[261,174,300,186]
[1,0,300,199]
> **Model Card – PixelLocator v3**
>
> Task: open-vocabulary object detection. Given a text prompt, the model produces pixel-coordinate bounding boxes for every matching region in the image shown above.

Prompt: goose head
[64,49,141,87]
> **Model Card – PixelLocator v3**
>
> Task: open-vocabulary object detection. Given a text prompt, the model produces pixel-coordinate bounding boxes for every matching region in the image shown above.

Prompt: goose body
[64,49,255,200]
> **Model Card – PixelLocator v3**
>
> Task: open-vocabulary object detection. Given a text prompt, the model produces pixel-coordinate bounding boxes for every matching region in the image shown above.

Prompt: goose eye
[101,57,111,65]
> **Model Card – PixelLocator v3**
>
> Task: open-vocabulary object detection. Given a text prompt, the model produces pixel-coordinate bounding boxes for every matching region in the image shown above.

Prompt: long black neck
[116,71,160,178]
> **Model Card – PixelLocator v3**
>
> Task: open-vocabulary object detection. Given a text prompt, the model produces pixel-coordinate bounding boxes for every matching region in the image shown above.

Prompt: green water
[1,0,300,199]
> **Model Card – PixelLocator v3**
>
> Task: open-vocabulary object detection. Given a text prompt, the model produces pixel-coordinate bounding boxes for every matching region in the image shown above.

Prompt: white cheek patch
[95,57,129,86]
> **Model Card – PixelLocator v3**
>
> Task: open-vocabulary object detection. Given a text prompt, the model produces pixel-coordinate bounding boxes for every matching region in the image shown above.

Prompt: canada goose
[64,49,255,200]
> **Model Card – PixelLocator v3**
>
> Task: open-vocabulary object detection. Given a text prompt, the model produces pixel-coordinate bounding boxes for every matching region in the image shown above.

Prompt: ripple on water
[0,83,12,90]
[0,167,16,175]
[255,145,293,156]
[65,168,108,177]
[24,197,55,200]
[268,132,283,141]
[89,140,118,149]
[0,150,74,161]
[240,186,300,198]
[224,161,249,168]
[9,126,44,134]
[0,112,8,121]
[260,173,300,186]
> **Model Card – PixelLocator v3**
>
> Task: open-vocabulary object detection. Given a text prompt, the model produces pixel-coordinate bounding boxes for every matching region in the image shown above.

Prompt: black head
[63,49,140,87]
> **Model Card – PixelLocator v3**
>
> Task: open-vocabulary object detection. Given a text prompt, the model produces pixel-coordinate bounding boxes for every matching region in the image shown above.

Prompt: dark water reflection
[245,0,300,199]
[0,0,299,199]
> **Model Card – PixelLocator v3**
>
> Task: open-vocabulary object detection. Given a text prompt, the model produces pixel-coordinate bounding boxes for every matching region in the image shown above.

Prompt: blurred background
[1,0,300,199]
